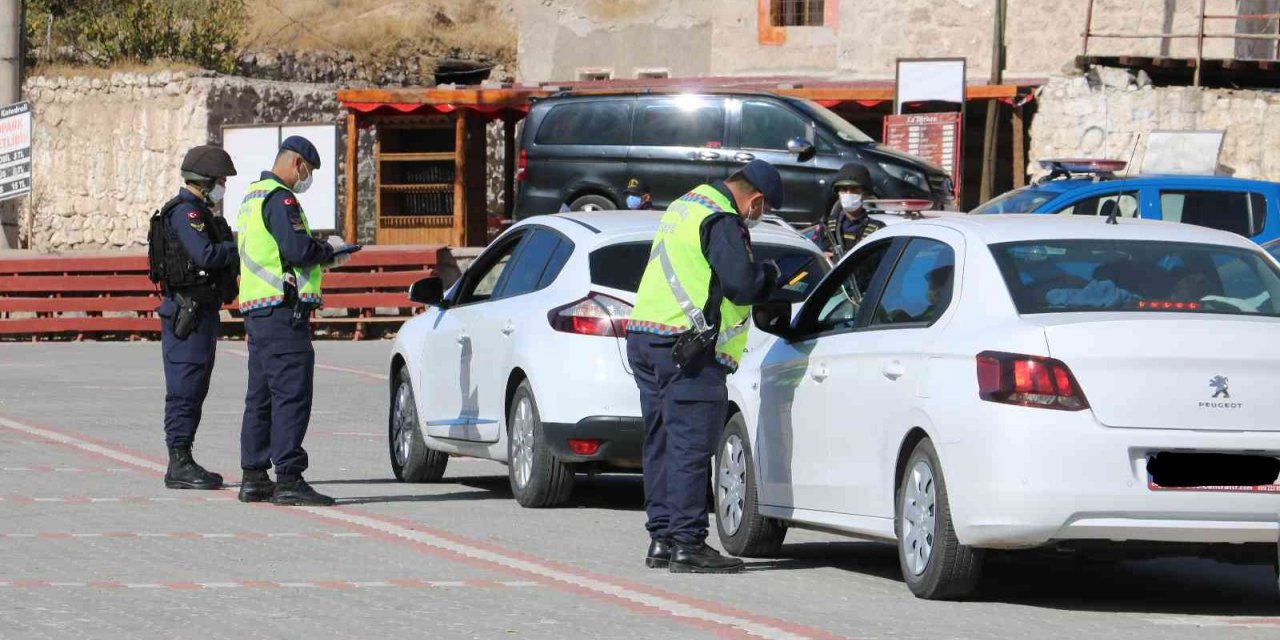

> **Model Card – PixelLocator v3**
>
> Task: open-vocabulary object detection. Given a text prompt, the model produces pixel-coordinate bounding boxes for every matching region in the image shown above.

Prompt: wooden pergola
[338,78,1036,246]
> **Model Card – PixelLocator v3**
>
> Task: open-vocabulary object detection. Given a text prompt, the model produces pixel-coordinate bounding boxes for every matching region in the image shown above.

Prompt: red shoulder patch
[187,211,200,219]
[283,197,297,206]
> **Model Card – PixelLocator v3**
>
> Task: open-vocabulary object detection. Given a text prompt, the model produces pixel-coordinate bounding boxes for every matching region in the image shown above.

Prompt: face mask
[208,184,226,204]
[839,193,863,211]
[625,195,643,210]
[294,166,314,194]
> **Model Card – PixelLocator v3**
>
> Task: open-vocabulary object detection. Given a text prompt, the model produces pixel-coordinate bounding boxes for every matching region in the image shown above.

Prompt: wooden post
[979,0,1007,204]
[503,112,517,219]
[1011,104,1025,188]
[1082,0,1095,57]
[452,110,468,248]
[343,112,359,244]
[1194,0,1207,87]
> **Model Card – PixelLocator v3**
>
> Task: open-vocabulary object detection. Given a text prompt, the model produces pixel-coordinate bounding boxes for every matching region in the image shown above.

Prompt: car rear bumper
[937,406,1280,549]
[542,415,645,467]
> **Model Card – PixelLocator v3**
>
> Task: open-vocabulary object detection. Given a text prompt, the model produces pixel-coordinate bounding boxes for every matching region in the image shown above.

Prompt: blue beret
[733,159,784,210]
[281,135,321,170]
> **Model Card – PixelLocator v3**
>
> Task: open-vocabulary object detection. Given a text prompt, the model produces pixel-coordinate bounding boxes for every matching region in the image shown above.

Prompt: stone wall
[1030,68,1280,182]
[517,0,1236,83]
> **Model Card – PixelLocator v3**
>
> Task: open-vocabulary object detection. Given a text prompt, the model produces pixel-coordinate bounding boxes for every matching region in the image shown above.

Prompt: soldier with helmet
[146,145,240,491]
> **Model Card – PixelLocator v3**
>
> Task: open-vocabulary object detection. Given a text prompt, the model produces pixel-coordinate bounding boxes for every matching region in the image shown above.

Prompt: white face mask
[743,216,760,229]
[839,193,863,211]
[742,197,764,228]
[294,167,314,194]
[208,184,226,204]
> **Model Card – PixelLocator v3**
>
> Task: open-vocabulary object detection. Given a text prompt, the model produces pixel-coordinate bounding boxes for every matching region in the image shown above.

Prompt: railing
[1082,0,1280,86]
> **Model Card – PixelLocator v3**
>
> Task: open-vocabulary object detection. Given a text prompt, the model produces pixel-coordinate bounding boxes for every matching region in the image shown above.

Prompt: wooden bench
[0,245,454,340]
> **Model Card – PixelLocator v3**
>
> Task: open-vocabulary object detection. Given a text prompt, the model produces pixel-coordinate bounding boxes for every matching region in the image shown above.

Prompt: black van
[514,92,956,225]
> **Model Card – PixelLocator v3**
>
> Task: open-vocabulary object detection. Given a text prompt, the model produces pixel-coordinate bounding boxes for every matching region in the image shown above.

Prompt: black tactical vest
[146,197,239,305]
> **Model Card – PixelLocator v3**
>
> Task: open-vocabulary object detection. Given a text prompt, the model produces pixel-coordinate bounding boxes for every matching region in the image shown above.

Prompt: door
[625,96,731,208]
[729,98,822,224]
[421,231,527,441]
[756,238,897,512]
[1052,188,1140,219]
[467,227,575,443]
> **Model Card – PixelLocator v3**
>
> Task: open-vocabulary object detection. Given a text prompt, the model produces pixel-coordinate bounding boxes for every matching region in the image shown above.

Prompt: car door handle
[456,333,469,345]
[734,152,755,162]
[690,150,721,161]
[501,322,515,336]
[883,360,905,380]
[811,365,829,383]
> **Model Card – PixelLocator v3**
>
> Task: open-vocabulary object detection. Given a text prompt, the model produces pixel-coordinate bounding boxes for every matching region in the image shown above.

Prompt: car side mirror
[788,137,816,163]
[408,276,446,306]
[753,300,794,339]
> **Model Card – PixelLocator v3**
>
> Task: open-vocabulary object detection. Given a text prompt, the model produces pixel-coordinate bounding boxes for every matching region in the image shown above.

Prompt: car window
[534,101,632,146]
[807,240,894,334]
[587,240,827,303]
[633,98,725,148]
[740,100,808,151]
[870,239,956,327]
[459,235,524,304]
[495,228,567,299]
[971,186,1058,214]
[1056,191,1139,217]
[1160,190,1266,237]
[537,236,575,289]
[990,239,1280,317]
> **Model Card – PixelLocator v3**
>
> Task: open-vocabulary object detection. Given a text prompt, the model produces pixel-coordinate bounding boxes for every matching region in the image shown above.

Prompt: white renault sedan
[718,214,1280,599]
[389,211,828,508]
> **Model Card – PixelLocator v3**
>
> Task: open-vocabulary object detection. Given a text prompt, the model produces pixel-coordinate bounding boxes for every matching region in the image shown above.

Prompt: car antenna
[1107,134,1142,226]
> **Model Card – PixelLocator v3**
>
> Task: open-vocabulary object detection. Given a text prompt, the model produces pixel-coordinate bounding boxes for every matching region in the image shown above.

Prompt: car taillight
[548,292,632,337]
[976,351,1088,411]
[516,149,527,182]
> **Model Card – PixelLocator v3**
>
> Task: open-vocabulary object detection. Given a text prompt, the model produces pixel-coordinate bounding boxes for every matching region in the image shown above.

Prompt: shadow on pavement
[335,490,509,505]
[309,478,401,486]
[454,473,647,511]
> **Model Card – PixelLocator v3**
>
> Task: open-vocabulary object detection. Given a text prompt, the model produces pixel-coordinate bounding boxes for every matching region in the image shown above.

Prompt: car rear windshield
[971,186,1058,214]
[590,242,828,303]
[990,239,1280,317]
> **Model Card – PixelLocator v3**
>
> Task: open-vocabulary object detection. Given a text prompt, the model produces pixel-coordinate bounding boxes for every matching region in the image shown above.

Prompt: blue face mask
[626,195,644,210]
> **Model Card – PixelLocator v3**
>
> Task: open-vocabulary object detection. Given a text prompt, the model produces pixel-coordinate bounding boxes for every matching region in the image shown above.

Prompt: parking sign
[0,101,32,202]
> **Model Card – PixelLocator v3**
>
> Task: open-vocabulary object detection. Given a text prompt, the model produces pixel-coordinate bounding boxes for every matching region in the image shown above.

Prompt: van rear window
[990,239,1280,317]
[589,242,827,303]
[534,102,632,146]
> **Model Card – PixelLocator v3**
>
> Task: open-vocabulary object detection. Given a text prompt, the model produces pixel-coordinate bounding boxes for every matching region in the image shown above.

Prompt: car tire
[715,412,786,557]
[568,194,615,212]
[389,369,449,483]
[507,380,575,508]
[896,438,983,600]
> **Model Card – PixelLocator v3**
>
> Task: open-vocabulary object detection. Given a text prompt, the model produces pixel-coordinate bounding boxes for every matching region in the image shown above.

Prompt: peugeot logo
[1209,375,1230,399]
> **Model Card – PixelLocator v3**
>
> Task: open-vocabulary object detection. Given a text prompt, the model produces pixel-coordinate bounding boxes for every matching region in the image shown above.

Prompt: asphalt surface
[0,341,1277,639]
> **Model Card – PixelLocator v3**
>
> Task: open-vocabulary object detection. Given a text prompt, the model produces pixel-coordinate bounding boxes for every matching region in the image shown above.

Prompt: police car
[716,212,1280,600]
[387,210,829,508]
[973,159,1280,245]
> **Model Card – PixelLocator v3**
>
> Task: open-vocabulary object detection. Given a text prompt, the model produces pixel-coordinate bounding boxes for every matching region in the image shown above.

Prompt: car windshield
[590,241,828,303]
[990,239,1280,317]
[791,99,874,144]
[972,187,1058,214]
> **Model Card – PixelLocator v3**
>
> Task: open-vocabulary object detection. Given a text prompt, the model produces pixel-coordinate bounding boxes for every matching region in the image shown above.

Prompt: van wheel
[389,369,449,483]
[715,412,786,557]
[507,380,575,507]
[569,194,614,212]
[896,438,983,600]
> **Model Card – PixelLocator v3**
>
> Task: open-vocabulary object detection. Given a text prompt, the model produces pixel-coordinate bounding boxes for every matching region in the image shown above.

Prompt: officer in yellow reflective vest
[236,136,354,507]
[626,160,783,574]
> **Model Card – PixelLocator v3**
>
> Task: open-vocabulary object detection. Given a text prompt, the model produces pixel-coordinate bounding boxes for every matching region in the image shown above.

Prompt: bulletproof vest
[146,197,239,305]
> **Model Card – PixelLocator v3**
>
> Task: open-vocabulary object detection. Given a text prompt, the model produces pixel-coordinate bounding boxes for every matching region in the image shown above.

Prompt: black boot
[669,542,745,574]
[164,446,223,490]
[270,474,335,507]
[238,469,275,503]
[645,538,674,569]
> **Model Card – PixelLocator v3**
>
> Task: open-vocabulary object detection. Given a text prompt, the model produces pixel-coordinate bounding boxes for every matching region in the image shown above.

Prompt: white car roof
[873,213,1259,250]
[513,210,820,250]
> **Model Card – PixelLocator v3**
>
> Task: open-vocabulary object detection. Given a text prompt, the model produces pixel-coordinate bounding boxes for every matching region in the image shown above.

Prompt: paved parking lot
[0,341,1277,639]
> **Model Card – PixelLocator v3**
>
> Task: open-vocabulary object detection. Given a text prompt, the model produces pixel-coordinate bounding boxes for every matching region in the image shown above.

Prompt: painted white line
[125,583,165,589]
[199,582,241,589]
[0,417,168,474]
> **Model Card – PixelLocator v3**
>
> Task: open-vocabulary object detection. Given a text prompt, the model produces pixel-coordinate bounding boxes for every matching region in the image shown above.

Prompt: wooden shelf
[379,183,453,193]
[378,152,457,162]
[380,215,454,227]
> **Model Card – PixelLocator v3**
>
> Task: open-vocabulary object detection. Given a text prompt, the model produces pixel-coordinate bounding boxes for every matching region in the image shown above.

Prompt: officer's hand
[324,235,353,269]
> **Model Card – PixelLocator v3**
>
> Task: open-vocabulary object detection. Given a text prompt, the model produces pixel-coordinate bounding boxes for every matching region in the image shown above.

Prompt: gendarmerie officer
[820,163,884,258]
[147,145,239,490]
[235,136,353,506]
[626,160,783,574]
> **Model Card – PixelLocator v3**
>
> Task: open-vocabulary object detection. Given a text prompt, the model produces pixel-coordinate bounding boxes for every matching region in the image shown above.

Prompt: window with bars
[771,0,825,27]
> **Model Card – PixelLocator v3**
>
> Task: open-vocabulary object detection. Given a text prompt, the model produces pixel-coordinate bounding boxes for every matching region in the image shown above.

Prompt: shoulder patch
[283,197,297,207]
[187,210,200,219]
[189,222,207,232]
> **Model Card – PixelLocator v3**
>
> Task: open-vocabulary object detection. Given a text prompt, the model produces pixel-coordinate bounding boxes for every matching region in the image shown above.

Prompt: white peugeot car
[389,211,828,507]
[716,214,1280,599]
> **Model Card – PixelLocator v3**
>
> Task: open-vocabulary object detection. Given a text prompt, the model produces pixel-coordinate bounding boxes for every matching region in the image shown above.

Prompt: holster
[171,292,200,339]
[671,327,718,370]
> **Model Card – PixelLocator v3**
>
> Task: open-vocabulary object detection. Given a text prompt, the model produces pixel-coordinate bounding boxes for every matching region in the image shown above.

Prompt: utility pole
[978,0,1006,205]
[0,0,22,250]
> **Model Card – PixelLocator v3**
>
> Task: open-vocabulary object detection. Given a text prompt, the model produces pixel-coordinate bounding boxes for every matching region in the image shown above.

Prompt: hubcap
[717,434,747,535]
[511,396,535,489]
[901,460,937,576]
[392,382,416,469]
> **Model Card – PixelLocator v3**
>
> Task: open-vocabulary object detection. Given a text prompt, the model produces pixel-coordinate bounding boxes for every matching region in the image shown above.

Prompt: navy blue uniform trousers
[626,332,728,546]
[240,306,314,475]
[160,302,221,449]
